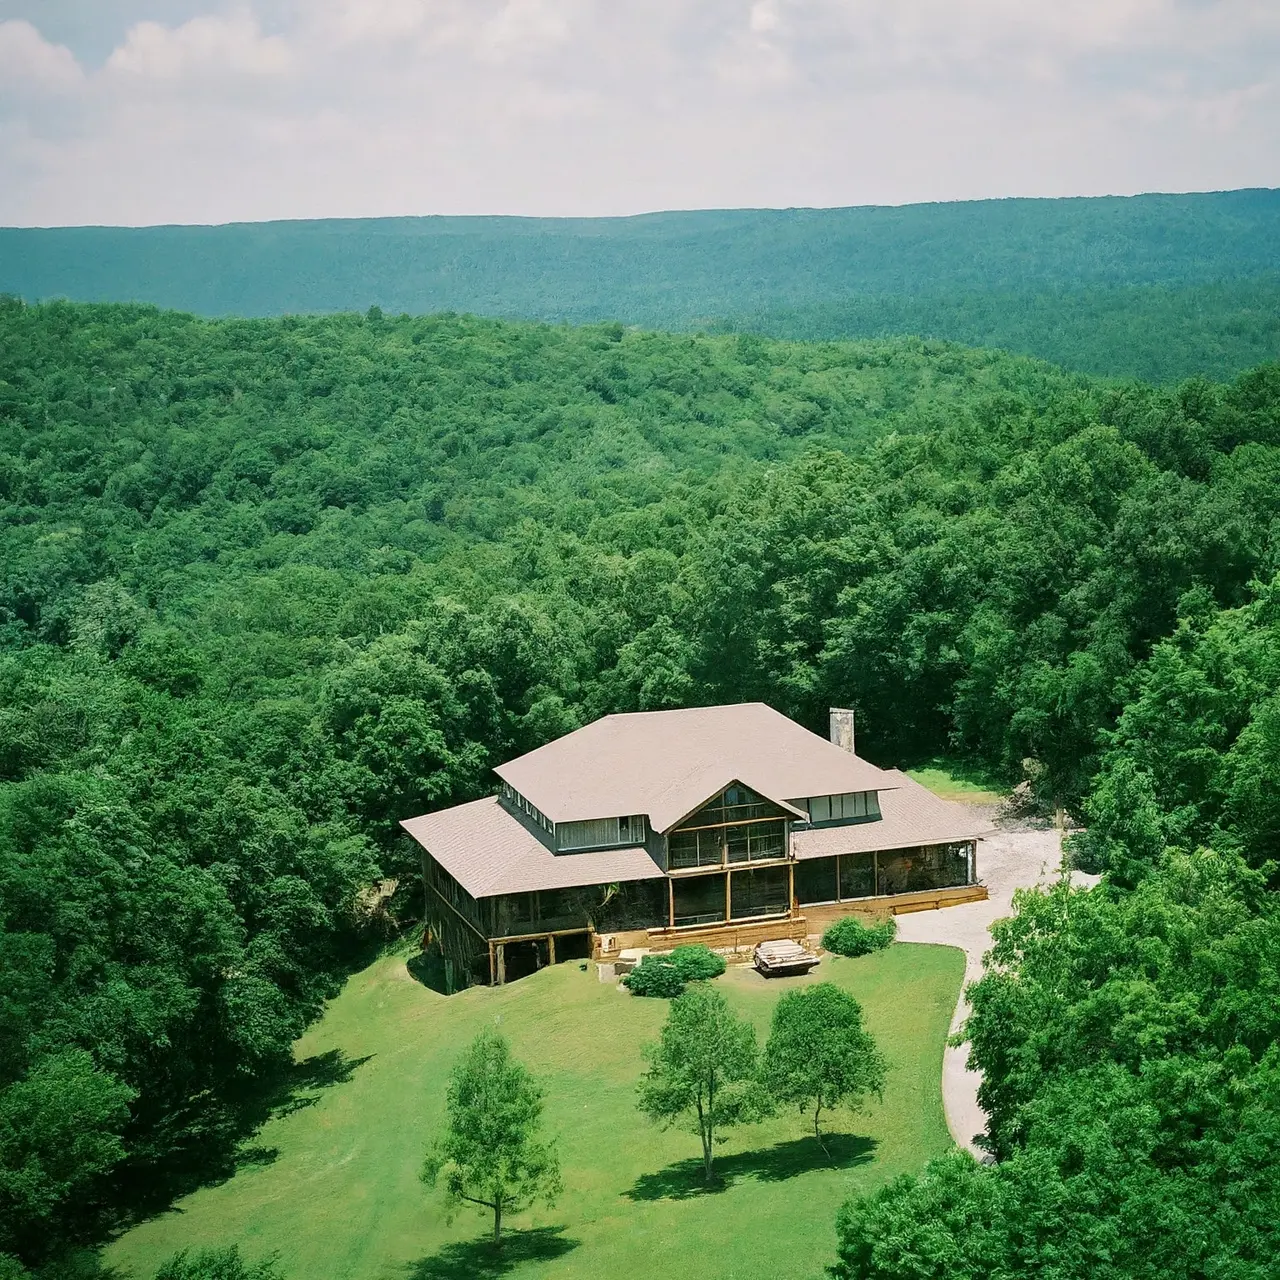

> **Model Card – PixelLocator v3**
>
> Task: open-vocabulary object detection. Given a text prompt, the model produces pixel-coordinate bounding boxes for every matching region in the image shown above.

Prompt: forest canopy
[2,297,1280,1272]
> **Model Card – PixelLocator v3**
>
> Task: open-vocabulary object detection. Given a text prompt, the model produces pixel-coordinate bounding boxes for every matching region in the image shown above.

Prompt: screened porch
[793,842,975,907]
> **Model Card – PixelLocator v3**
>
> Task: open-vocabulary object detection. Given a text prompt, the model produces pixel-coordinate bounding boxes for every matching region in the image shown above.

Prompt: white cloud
[480,0,573,59]
[0,0,1275,225]
[0,19,84,93]
[105,9,291,80]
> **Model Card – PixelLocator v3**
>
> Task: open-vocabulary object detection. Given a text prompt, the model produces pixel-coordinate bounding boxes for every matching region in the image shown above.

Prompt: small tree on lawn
[421,1027,562,1247]
[763,982,886,1157]
[636,983,768,1185]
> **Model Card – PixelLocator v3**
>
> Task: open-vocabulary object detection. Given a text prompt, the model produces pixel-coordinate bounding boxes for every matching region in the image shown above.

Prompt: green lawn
[107,944,964,1280]
[906,758,1005,805]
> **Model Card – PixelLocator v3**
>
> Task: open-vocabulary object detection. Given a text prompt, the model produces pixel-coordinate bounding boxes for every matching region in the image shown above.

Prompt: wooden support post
[548,933,556,966]
[724,871,732,923]
[668,879,675,929]
[488,940,496,986]
[873,851,880,897]
[788,862,796,917]
[496,943,506,986]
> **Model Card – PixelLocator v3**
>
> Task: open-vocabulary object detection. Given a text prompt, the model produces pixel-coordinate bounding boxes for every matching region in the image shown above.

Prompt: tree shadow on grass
[625,1133,877,1202]
[405,1226,581,1280]
[112,1049,375,1224]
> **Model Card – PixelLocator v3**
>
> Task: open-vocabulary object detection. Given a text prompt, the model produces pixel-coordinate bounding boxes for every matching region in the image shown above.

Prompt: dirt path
[894,819,1097,1154]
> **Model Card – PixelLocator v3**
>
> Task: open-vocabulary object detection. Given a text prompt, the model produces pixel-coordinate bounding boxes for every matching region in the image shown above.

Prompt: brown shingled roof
[400,797,665,899]
[792,770,994,860]
[494,702,896,833]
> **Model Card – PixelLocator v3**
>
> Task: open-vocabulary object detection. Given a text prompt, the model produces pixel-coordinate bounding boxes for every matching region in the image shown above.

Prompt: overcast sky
[1,0,1278,227]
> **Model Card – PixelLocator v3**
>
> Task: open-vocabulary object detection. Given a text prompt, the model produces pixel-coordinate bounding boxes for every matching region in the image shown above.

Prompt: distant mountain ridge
[3,189,1279,382]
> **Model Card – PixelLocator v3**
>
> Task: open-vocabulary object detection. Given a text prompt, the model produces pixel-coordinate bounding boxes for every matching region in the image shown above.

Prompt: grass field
[106,944,964,1280]
[906,759,1005,806]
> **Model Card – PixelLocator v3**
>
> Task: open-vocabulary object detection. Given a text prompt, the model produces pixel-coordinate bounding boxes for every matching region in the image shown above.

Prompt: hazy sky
[1,0,1278,227]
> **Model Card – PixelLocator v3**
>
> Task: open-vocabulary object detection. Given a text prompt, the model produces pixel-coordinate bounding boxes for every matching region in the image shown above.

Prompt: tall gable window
[681,783,791,829]
[807,791,881,824]
[668,784,790,871]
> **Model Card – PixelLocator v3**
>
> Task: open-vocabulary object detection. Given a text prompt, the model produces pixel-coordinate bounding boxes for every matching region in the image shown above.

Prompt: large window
[668,828,724,869]
[730,866,790,919]
[794,853,874,905]
[671,819,786,868]
[669,786,791,874]
[840,853,876,900]
[794,857,838,906]
[877,844,971,895]
[672,874,728,927]
[807,791,881,824]
[794,844,973,907]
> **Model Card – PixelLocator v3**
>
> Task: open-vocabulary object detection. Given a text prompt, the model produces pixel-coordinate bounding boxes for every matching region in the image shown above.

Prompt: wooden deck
[590,883,988,961]
[802,883,987,933]
[594,915,809,960]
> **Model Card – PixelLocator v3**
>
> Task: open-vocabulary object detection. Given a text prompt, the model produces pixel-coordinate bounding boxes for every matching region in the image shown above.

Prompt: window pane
[730,866,789,919]
[699,829,724,866]
[795,857,838,905]
[748,821,785,860]
[673,874,727,926]
[839,853,875,900]
[880,848,938,894]
[866,791,881,819]
[726,825,750,863]
[878,844,971,893]
[810,795,831,823]
[669,831,699,869]
[683,799,725,828]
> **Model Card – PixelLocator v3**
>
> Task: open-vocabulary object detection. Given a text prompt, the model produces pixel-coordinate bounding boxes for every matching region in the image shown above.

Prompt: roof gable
[665,778,807,835]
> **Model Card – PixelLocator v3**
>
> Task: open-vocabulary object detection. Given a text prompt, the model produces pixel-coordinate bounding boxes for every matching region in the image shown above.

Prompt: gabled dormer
[666,781,798,870]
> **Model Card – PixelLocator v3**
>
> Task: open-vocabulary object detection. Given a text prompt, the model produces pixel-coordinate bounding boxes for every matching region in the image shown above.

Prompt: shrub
[623,945,725,997]
[821,915,896,957]
[622,956,687,998]
[669,944,727,981]
[153,1247,282,1280]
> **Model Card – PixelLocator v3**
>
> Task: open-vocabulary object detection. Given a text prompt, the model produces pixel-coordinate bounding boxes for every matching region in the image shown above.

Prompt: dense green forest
[716,275,1280,384]
[3,188,1279,383]
[2,298,1280,1275]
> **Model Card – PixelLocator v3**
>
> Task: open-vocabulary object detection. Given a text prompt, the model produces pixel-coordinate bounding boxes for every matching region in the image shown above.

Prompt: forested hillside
[3,298,1280,1274]
[3,188,1279,383]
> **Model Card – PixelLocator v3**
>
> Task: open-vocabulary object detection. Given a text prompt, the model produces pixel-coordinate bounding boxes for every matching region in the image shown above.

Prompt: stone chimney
[829,707,856,754]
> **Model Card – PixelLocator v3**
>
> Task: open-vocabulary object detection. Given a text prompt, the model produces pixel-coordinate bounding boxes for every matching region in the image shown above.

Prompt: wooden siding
[594,914,809,960]
[802,883,988,932]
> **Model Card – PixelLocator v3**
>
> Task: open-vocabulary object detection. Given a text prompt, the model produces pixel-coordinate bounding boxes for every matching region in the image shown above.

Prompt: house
[401,703,993,988]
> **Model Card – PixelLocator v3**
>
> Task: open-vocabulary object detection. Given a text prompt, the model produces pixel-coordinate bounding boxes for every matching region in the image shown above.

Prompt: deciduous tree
[763,982,886,1155]
[421,1028,561,1246]
[636,983,767,1184]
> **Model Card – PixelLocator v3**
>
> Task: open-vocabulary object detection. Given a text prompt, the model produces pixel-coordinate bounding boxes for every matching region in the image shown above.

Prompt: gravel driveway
[894,817,1098,1154]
